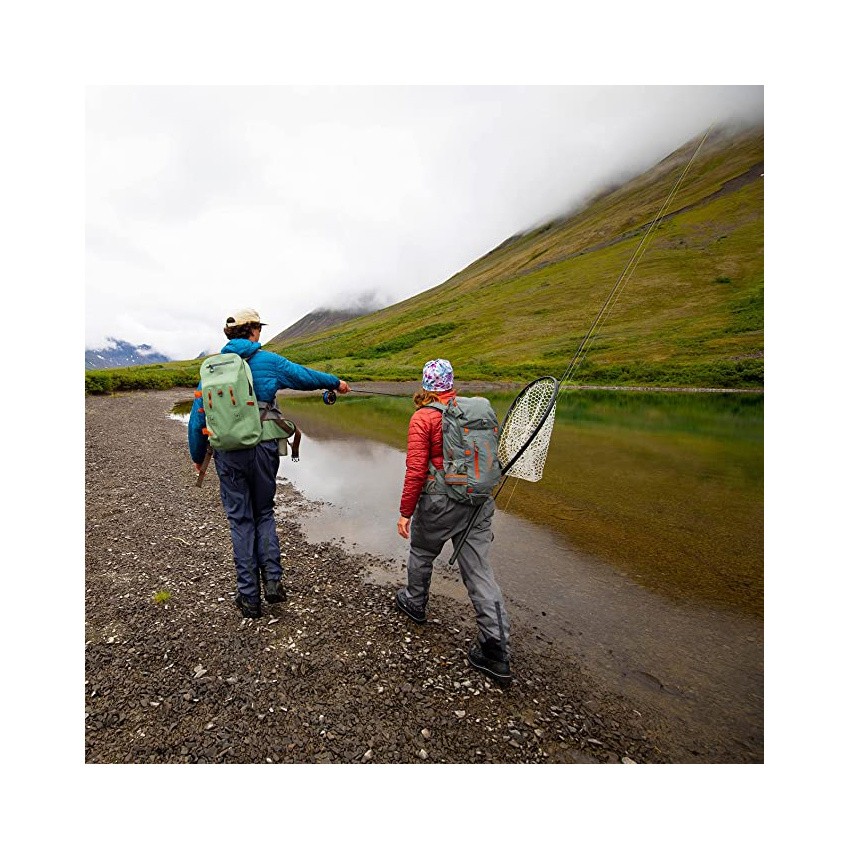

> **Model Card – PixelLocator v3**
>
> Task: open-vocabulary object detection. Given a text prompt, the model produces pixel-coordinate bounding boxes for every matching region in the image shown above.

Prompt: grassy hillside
[86,125,763,394]
[269,125,763,387]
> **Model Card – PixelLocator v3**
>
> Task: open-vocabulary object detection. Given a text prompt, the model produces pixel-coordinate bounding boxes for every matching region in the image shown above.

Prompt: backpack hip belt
[258,399,302,460]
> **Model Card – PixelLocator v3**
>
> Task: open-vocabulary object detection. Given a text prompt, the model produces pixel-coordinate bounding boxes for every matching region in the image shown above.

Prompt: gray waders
[399,493,511,655]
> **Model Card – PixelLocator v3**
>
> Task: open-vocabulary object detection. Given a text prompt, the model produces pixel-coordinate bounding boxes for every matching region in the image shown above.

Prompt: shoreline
[276,379,763,400]
[85,388,757,763]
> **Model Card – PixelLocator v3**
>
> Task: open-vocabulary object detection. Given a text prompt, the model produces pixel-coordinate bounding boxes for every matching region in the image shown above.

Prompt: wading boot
[234,593,261,619]
[468,639,512,688]
[264,579,287,604]
[395,588,426,625]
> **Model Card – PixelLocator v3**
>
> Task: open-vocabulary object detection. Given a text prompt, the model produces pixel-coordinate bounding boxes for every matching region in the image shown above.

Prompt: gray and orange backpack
[425,397,502,504]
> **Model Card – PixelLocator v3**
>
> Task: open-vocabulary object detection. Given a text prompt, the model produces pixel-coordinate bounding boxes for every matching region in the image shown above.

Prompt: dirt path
[86,389,686,763]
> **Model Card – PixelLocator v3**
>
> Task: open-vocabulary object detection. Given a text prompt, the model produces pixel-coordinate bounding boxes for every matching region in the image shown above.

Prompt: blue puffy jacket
[188,339,340,463]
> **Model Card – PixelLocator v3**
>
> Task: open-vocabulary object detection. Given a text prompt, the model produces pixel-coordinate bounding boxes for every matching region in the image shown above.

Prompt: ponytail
[413,390,441,408]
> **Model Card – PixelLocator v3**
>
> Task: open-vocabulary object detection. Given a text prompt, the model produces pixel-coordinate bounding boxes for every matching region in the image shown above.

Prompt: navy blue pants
[214,440,282,602]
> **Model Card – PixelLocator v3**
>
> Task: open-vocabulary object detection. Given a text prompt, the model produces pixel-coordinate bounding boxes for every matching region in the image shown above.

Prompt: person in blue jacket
[189,308,350,619]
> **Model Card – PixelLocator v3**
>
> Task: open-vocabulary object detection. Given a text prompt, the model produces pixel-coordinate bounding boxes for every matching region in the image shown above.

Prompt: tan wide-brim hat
[225,308,267,327]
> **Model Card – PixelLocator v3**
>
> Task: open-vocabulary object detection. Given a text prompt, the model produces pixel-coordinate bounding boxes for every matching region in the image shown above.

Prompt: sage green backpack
[199,353,263,450]
[427,396,502,504]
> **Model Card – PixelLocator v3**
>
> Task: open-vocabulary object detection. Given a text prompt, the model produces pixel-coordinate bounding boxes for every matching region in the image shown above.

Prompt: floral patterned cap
[422,359,454,392]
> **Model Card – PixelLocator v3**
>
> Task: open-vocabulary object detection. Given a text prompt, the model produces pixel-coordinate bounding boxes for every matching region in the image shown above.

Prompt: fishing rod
[322,387,408,404]
[447,125,715,564]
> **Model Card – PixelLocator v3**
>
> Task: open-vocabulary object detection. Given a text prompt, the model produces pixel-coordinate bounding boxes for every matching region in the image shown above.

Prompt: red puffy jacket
[399,389,456,517]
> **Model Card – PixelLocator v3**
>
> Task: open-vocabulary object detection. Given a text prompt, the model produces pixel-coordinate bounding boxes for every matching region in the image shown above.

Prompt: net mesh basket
[497,377,558,482]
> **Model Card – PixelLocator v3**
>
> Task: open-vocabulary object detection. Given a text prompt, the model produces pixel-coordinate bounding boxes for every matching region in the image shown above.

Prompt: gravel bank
[85,389,668,764]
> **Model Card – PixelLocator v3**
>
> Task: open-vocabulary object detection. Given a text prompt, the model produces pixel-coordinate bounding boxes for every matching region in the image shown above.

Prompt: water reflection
[284,390,764,615]
[281,434,410,561]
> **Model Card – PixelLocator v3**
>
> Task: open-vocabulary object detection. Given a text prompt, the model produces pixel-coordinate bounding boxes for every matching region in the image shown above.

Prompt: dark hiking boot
[468,639,512,688]
[234,594,261,619]
[395,588,426,625]
[264,579,287,604]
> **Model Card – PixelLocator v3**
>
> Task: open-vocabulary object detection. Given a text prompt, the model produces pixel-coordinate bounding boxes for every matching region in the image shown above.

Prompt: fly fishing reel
[323,390,337,405]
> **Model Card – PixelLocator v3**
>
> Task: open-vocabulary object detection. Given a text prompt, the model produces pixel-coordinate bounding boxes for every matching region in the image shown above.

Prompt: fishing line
[449,125,714,563]
[559,125,714,390]
[501,476,521,511]
[350,388,408,397]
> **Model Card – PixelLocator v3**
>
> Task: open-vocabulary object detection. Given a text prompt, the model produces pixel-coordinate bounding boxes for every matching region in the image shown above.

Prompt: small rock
[621,756,637,764]
[421,728,431,740]
[418,749,428,760]
[454,710,466,719]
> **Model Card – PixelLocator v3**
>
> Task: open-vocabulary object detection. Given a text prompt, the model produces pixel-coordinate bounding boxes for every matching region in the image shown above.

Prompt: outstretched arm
[275,356,348,392]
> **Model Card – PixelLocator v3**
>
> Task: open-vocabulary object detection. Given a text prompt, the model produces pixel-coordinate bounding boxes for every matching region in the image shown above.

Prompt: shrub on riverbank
[85,366,200,395]
[85,356,763,395]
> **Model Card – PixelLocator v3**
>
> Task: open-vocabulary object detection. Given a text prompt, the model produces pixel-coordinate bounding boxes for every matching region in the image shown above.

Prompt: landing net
[497,376,559,482]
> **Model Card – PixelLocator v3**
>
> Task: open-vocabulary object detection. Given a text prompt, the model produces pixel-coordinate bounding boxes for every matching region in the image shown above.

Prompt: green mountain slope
[267,125,764,388]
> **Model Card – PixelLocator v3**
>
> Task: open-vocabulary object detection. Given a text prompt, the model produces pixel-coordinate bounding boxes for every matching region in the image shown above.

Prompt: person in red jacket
[395,359,512,686]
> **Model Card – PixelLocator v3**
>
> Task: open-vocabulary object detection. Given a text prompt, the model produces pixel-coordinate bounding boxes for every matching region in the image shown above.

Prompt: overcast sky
[86,85,763,360]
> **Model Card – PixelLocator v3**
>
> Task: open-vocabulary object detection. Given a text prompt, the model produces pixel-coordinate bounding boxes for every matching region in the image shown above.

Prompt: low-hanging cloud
[86,85,763,360]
